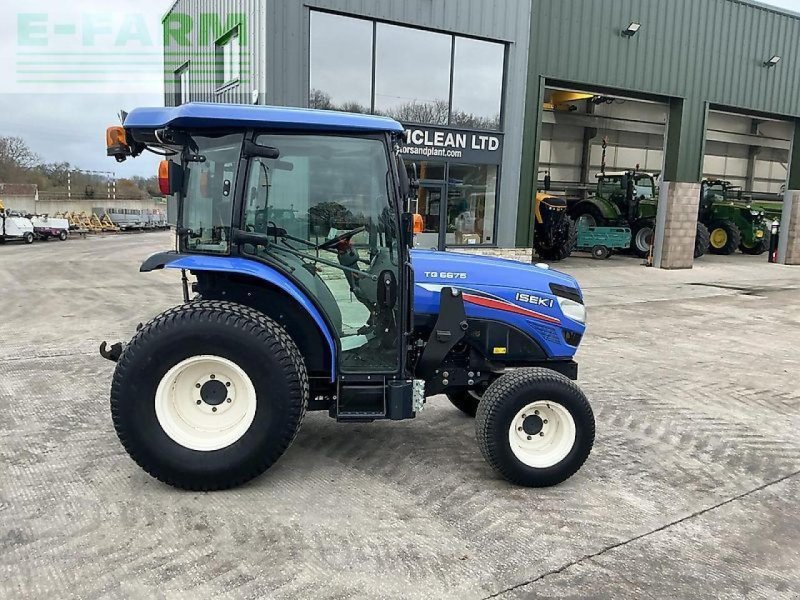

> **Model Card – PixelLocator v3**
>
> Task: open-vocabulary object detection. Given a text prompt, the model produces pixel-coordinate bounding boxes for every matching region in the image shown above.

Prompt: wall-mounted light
[764,55,781,68]
[621,22,641,37]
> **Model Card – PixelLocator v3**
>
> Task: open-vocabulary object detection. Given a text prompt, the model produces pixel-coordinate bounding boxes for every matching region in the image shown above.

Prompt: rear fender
[141,252,337,381]
[573,198,619,221]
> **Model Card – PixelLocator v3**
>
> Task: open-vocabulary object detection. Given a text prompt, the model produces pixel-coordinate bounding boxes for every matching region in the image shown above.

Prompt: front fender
[141,252,338,381]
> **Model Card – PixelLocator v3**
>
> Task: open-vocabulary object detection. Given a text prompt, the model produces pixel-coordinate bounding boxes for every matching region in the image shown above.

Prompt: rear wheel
[708,220,741,255]
[58,230,68,241]
[475,368,594,487]
[740,230,770,255]
[447,390,482,417]
[694,222,710,259]
[631,219,655,258]
[591,245,610,260]
[111,300,308,491]
[572,204,606,229]
[23,232,34,244]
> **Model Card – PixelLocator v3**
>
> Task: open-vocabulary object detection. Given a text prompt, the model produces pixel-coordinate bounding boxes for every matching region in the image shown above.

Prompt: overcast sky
[0,0,798,179]
[0,0,173,178]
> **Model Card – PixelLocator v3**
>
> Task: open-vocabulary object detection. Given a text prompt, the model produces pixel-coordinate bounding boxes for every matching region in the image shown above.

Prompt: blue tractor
[102,103,594,490]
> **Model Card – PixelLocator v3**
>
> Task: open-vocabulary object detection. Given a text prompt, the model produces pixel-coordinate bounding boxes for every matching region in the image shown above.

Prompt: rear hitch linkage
[100,341,125,363]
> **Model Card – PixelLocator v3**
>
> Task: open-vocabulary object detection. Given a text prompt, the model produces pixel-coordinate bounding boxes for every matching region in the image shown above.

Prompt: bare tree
[0,136,40,170]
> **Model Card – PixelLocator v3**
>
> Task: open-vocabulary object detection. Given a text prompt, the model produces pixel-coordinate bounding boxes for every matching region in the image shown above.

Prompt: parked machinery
[101,102,596,491]
[533,190,576,261]
[31,215,70,241]
[698,179,771,255]
[0,200,35,244]
[570,170,710,259]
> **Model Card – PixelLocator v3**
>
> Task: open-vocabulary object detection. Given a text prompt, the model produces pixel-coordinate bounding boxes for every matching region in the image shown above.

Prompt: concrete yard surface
[1,232,799,599]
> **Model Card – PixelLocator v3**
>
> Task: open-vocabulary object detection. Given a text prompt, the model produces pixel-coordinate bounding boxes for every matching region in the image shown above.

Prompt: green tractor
[570,171,709,259]
[698,179,770,255]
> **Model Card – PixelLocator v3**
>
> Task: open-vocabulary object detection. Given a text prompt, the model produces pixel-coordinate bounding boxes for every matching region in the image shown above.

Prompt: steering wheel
[318,226,367,251]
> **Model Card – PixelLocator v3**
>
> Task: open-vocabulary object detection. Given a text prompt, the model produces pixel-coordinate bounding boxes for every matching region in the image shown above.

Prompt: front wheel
[740,230,770,255]
[534,218,576,262]
[475,368,594,487]
[23,232,34,244]
[708,220,741,255]
[111,300,308,491]
[58,230,68,241]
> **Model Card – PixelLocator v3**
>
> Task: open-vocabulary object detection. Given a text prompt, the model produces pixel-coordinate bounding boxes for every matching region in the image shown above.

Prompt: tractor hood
[410,250,585,359]
[410,249,580,294]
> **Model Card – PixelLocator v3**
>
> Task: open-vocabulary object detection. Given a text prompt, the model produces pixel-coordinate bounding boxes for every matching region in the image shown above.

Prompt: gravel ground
[1,231,799,599]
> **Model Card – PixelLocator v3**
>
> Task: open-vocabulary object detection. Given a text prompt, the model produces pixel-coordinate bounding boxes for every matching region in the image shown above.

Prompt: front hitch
[99,341,124,363]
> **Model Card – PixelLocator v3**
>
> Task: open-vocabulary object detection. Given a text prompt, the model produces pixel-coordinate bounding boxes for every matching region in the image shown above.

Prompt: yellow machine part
[534,191,568,225]
[89,213,104,231]
[100,214,120,231]
[547,91,595,111]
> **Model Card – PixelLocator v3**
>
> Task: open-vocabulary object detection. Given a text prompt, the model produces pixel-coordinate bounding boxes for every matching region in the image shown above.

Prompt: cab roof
[123,102,405,134]
[597,171,657,178]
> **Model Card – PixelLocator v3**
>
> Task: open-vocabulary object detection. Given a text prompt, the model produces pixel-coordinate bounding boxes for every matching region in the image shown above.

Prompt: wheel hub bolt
[539,432,545,436]
[518,427,523,432]
[225,382,231,387]
[527,435,532,440]
[227,398,232,403]
[534,410,539,415]
[210,374,215,379]
[196,400,201,405]
[212,407,217,412]
[543,419,548,424]
[195,383,201,389]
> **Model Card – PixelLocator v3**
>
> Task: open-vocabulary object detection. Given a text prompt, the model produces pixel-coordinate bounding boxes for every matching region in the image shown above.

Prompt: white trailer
[31,215,70,241]
[0,211,35,244]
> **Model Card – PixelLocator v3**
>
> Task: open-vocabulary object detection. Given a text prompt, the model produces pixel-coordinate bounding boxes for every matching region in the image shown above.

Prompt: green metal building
[517,0,800,246]
[164,0,800,260]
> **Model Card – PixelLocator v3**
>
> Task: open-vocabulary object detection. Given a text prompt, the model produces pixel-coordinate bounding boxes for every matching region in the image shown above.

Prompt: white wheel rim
[508,400,576,468]
[155,355,257,451]
[635,228,652,252]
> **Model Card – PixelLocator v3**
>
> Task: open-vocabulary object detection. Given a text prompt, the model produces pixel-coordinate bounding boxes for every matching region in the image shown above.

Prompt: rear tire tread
[111,300,308,491]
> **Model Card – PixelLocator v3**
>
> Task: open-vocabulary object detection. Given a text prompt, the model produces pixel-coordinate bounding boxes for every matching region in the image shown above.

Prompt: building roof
[123,103,405,134]
[0,183,38,196]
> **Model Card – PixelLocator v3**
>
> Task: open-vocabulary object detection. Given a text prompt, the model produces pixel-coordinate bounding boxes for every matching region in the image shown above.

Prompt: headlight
[750,210,761,216]
[557,296,586,324]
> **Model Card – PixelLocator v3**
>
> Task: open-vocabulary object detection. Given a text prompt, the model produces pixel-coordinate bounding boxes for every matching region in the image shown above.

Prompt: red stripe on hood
[462,293,561,325]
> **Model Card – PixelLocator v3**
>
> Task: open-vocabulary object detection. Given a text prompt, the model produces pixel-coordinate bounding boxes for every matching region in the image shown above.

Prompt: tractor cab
[596,170,658,222]
[102,103,594,492]
[111,104,412,382]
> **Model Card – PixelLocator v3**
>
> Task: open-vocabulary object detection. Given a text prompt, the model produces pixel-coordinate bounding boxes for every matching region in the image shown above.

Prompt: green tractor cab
[699,179,770,255]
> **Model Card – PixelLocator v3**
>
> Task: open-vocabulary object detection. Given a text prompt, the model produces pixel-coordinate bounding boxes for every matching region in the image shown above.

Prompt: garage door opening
[702,109,793,257]
[536,86,668,263]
